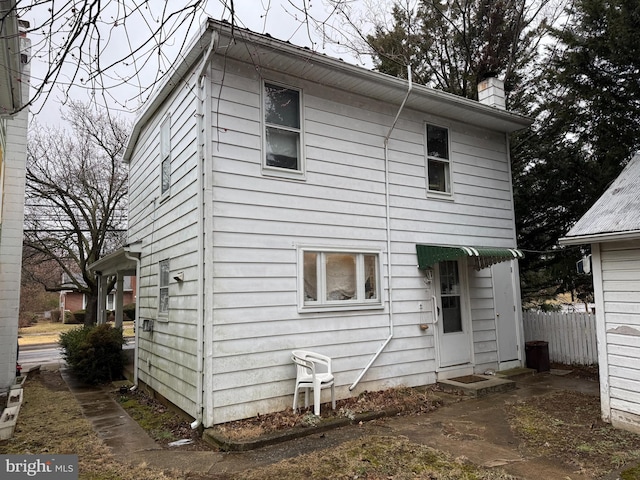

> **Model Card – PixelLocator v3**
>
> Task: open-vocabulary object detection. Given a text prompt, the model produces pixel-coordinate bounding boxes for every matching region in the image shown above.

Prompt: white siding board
[128,50,520,425]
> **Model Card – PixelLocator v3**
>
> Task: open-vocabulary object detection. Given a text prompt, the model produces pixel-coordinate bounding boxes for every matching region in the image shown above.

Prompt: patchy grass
[18,321,134,346]
[114,388,208,449]
[621,463,640,480]
[233,435,516,480]
[0,371,182,480]
[506,390,640,477]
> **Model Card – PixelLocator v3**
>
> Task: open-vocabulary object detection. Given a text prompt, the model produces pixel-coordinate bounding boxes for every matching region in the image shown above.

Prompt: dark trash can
[525,340,550,372]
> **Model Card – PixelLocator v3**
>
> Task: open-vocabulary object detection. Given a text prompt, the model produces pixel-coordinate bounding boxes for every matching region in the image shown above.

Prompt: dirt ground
[8,366,640,479]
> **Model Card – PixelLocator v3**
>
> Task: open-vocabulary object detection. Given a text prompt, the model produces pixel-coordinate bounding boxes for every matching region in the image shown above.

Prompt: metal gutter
[350,67,413,391]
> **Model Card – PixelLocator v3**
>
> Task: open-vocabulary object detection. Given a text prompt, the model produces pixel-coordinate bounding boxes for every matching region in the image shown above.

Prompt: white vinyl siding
[201,57,518,424]
[127,63,200,419]
[127,50,520,426]
[160,116,171,196]
[600,241,640,430]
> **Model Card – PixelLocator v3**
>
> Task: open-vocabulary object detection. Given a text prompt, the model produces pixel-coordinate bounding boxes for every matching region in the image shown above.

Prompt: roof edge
[124,18,532,162]
[559,229,640,246]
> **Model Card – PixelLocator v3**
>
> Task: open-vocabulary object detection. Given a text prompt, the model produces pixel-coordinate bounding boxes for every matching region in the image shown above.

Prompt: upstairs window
[159,259,170,315]
[301,249,381,311]
[426,124,451,194]
[264,83,303,175]
[160,116,171,195]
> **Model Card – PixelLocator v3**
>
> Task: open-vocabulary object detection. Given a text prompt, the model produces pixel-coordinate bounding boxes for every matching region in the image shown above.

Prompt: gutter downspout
[193,30,218,429]
[350,67,412,391]
[124,251,141,385]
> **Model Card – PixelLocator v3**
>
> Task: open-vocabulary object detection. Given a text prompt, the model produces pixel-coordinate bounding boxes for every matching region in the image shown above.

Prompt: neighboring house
[561,152,640,435]
[0,2,30,394]
[92,19,531,427]
[59,273,135,314]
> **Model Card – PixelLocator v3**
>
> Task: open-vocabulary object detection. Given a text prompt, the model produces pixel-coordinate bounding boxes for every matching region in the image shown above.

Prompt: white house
[93,19,531,427]
[0,2,30,394]
[561,153,640,434]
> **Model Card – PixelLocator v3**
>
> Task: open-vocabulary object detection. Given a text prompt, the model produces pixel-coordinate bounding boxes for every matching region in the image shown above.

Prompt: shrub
[123,303,136,321]
[59,324,126,384]
[65,310,85,324]
[50,309,61,323]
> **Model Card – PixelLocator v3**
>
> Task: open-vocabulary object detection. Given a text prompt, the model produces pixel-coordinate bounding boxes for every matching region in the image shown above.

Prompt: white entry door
[434,260,472,368]
[493,261,520,365]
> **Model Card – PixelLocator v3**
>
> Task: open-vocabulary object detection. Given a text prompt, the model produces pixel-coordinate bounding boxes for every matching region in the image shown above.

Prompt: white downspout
[350,67,412,391]
[192,30,218,429]
[124,251,141,386]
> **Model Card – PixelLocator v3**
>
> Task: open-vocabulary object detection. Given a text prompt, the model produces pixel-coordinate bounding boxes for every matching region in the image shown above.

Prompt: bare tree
[11,0,362,116]
[24,101,129,325]
[7,0,211,115]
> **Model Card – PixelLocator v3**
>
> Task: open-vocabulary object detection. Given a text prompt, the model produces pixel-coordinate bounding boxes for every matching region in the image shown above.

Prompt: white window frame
[298,246,383,312]
[158,259,170,318]
[160,116,171,197]
[262,81,305,180]
[425,122,453,197]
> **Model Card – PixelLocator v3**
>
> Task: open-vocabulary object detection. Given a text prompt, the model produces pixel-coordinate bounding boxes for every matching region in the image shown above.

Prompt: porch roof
[88,242,141,277]
[416,245,524,271]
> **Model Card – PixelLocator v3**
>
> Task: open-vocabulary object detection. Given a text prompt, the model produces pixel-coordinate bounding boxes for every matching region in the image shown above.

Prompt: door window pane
[442,296,462,333]
[440,260,462,333]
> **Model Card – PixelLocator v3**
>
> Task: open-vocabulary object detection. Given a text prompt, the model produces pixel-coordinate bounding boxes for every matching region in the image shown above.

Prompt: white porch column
[115,274,124,329]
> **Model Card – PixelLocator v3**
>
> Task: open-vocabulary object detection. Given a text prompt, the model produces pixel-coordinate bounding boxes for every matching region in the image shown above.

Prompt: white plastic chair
[292,350,336,416]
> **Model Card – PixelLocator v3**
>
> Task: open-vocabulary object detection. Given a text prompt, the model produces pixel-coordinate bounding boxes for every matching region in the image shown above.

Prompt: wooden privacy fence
[522,311,598,365]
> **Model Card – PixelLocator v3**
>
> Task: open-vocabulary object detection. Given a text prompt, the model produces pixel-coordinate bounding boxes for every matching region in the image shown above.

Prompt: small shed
[561,152,640,434]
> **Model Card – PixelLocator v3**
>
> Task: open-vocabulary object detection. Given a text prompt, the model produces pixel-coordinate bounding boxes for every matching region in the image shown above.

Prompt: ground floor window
[300,248,381,310]
[159,259,170,315]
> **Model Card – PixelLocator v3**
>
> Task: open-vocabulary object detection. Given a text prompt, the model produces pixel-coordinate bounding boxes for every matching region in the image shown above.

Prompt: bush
[123,303,136,321]
[59,324,126,384]
[64,310,85,324]
[50,309,61,323]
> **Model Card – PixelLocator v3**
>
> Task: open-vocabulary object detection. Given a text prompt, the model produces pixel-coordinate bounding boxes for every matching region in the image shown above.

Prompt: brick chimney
[477,77,505,109]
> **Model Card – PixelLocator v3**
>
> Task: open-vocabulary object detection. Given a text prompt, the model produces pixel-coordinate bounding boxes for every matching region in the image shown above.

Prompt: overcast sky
[23,0,387,127]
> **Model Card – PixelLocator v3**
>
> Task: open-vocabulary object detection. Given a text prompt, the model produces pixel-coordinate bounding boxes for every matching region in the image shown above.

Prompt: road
[18,340,134,369]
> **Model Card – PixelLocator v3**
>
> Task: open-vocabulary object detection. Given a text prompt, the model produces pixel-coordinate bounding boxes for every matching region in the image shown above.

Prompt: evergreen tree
[513,0,640,306]
[367,0,547,104]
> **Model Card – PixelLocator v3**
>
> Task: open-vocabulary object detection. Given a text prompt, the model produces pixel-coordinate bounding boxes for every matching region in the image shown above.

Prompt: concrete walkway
[59,367,607,479]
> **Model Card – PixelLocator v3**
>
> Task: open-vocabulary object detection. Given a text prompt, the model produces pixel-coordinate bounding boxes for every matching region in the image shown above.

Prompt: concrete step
[437,375,516,397]
[496,367,537,380]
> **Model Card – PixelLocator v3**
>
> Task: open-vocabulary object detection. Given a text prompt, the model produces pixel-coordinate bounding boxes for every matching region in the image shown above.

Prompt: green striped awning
[416,245,524,271]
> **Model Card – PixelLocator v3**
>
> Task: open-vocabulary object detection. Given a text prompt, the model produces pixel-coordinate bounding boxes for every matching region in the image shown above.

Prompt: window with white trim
[301,249,381,310]
[264,82,303,174]
[159,259,170,315]
[160,116,171,195]
[426,124,451,194]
